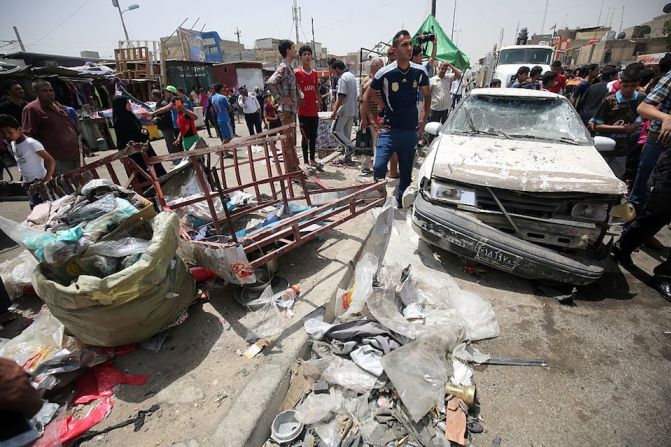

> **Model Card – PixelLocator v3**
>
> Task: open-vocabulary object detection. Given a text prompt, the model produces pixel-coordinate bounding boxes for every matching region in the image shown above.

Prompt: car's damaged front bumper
[412,194,608,285]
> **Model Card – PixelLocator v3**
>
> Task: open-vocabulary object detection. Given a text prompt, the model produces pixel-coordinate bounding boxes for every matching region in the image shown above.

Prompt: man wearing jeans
[330,60,358,160]
[629,68,671,212]
[362,30,430,207]
[267,39,303,173]
[238,86,263,136]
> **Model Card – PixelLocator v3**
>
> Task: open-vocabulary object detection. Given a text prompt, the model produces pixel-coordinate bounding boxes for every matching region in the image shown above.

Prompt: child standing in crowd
[174,99,200,152]
[0,114,55,208]
[264,96,281,129]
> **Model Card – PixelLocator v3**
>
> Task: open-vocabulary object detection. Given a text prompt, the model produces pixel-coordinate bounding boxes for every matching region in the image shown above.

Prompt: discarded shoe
[652,277,671,302]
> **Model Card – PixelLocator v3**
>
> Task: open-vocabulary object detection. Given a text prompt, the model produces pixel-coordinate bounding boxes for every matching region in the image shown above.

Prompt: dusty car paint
[431,135,627,195]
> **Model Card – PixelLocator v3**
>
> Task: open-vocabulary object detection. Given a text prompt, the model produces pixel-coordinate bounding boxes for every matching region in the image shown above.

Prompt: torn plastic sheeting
[381,335,454,422]
[321,355,378,394]
[82,237,149,258]
[366,288,418,340]
[452,342,491,365]
[382,212,500,341]
[314,418,341,447]
[451,359,474,387]
[74,363,148,405]
[340,252,378,318]
[0,312,67,374]
[34,396,114,447]
[242,286,286,341]
[295,388,343,425]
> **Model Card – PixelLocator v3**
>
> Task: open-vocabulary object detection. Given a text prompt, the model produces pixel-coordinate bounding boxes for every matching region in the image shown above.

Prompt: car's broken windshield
[444,95,592,145]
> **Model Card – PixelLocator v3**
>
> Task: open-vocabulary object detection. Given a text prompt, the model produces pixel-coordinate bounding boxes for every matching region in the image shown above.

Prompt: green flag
[413,15,470,70]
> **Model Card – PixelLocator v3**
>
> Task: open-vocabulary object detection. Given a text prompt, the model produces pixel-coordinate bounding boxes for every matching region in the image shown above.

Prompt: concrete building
[623,13,671,39]
[254,38,329,68]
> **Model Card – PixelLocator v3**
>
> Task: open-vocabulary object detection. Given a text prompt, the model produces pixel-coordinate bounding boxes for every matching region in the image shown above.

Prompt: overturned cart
[41,125,387,282]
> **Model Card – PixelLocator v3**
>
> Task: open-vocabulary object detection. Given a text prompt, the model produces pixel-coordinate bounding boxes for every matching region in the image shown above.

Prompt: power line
[29,0,92,48]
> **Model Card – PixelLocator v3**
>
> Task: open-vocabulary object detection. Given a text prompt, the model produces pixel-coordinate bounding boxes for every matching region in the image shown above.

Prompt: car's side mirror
[594,136,616,153]
[424,122,442,136]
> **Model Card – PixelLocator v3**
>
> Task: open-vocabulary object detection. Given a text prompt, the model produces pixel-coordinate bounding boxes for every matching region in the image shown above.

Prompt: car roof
[499,45,553,51]
[470,88,561,99]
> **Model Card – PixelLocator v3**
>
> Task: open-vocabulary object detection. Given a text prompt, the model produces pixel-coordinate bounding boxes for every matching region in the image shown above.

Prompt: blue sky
[2,0,665,62]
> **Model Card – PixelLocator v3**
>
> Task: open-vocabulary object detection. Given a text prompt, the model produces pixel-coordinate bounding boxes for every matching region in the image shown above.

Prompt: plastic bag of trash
[0,312,67,373]
[64,194,118,226]
[83,237,149,258]
[321,356,378,393]
[82,197,140,240]
[32,212,197,347]
[0,216,85,263]
[0,250,38,299]
[381,335,454,422]
[189,242,256,285]
[76,255,120,278]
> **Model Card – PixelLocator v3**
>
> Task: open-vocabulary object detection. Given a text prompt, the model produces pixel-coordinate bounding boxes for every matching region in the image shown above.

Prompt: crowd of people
[1,34,670,303]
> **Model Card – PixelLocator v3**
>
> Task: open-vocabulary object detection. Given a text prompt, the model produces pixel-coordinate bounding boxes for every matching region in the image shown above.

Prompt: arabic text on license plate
[475,244,521,272]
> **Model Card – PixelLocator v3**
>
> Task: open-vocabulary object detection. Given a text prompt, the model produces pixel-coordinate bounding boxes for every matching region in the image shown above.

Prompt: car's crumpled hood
[431,134,627,195]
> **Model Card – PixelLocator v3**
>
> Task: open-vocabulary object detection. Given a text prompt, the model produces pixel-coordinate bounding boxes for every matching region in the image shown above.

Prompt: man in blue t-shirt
[211,83,234,143]
[362,29,430,207]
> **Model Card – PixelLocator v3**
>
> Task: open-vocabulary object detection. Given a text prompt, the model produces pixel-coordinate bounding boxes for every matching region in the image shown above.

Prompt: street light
[112,1,140,42]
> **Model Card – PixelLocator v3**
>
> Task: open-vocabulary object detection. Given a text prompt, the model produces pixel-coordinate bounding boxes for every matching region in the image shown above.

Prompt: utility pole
[514,21,519,45]
[311,18,316,64]
[292,0,301,44]
[498,28,504,51]
[235,28,242,61]
[597,0,605,25]
[12,26,25,52]
[431,0,436,16]
[619,5,625,33]
[451,0,457,39]
[541,0,549,34]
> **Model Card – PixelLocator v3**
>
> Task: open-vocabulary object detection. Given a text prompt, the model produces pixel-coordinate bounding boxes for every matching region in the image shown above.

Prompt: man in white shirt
[330,60,358,160]
[237,86,263,135]
[429,61,461,124]
[450,74,465,109]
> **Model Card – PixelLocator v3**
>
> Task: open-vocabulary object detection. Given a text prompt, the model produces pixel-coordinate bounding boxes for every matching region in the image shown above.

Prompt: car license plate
[475,243,521,272]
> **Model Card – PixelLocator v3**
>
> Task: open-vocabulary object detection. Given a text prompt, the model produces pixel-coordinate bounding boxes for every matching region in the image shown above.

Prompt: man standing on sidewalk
[211,83,234,144]
[22,80,89,176]
[429,61,461,124]
[330,60,358,160]
[359,57,385,176]
[295,45,320,167]
[238,87,263,136]
[362,30,430,207]
[267,39,303,173]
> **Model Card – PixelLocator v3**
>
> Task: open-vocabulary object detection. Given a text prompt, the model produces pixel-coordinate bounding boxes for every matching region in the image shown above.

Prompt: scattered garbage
[262,200,505,447]
[0,250,38,299]
[271,410,304,444]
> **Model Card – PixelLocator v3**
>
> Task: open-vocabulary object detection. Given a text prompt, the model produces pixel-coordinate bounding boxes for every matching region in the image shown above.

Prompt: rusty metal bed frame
[39,125,386,269]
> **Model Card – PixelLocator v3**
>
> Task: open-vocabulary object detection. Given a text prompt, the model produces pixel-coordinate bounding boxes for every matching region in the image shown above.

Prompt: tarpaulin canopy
[413,15,470,71]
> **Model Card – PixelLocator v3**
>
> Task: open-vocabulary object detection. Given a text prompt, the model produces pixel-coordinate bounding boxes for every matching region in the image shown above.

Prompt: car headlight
[429,180,477,206]
[571,203,608,222]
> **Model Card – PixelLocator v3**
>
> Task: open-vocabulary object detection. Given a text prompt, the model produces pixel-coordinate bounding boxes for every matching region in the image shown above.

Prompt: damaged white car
[411,88,630,285]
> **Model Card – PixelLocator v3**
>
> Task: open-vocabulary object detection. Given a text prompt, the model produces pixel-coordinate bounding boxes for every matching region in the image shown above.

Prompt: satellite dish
[617,32,626,39]
[664,3,671,14]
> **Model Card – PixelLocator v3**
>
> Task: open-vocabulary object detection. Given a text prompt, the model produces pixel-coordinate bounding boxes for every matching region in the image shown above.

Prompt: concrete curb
[207,211,376,447]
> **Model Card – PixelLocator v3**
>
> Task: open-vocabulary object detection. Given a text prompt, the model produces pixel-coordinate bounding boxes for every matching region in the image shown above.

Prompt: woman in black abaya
[112,95,167,177]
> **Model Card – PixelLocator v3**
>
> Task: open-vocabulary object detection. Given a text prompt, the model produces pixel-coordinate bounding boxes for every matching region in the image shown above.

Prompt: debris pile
[263,199,502,446]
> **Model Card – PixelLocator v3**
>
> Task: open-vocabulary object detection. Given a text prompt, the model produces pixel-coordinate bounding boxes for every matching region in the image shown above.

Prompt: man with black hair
[327,57,339,109]
[295,45,320,167]
[267,39,302,172]
[578,66,618,124]
[489,79,502,88]
[0,79,27,124]
[412,41,438,119]
[362,30,430,207]
[613,61,671,300]
[22,79,87,175]
[589,65,644,178]
[570,65,597,106]
[330,60,358,160]
[429,61,461,124]
[238,86,262,136]
[541,71,558,91]
[548,60,566,94]
[522,66,543,90]
[509,66,530,88]
[629,55,671,211]
[211,83,234,143]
